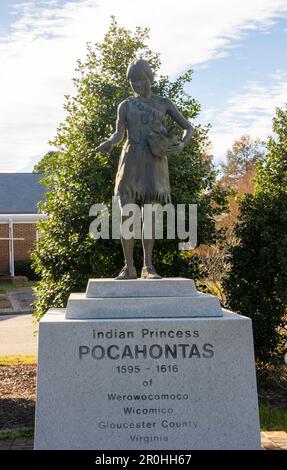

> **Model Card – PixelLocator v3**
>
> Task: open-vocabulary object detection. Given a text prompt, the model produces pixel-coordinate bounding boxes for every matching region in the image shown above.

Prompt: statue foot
[141,265,161,279]
[114,265,137,280]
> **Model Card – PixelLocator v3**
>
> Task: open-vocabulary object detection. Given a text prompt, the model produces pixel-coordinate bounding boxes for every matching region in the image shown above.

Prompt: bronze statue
[97,59,193,279]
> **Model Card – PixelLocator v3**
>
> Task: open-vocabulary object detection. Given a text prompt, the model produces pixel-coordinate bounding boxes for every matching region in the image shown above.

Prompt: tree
[33,151,59,176]
[219,135,266,241]
[32,18,227,321]
[223,106,287,364]
[196,136,265,298]
[221,134,265,184]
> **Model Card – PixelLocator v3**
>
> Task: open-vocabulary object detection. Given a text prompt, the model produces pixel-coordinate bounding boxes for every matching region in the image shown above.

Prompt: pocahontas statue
[97,59,193,280]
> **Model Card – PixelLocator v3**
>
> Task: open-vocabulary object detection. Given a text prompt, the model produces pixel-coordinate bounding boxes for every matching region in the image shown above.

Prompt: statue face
[129,74,151,97]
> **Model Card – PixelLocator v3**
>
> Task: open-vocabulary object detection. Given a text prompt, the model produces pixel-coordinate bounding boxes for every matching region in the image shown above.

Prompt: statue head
[127,59,153,97]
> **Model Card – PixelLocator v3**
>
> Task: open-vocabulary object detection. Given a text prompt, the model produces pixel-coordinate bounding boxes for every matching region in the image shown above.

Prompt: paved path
[0,314,38,355]
[6,288,35,313]
[0,432,286,450]
[260,431,287,450]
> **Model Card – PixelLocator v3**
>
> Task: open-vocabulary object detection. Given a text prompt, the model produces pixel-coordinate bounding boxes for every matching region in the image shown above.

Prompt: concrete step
[66,291,222,319]
[86,277,197,298]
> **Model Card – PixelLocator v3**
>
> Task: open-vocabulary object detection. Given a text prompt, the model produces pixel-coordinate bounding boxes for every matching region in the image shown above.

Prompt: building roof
[0,173,46,214]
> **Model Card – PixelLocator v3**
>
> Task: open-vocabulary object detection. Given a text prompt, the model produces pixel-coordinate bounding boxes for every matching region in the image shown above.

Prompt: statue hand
[167,141,185,156]
[96,140,113,154]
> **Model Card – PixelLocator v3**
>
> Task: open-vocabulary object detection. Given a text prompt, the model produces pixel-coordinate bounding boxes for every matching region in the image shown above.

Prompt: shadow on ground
[0,398,35,429]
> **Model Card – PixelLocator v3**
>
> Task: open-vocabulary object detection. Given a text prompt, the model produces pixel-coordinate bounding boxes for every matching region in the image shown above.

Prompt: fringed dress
[114,95,171,205]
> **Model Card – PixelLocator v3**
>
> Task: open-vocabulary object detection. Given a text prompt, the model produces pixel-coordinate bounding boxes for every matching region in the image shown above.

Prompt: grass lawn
[0,355,37,366]
[0,281,37,294]
[0,428,34,441]
[260,404,287,431]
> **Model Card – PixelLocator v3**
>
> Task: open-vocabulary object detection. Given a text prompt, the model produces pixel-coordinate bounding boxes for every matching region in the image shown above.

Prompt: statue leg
[121,213,135,268]
[115,207,137,280]
[141,206,161,279]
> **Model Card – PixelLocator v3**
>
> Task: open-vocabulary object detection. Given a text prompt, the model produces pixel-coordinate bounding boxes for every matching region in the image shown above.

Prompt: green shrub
[223,106,287,364]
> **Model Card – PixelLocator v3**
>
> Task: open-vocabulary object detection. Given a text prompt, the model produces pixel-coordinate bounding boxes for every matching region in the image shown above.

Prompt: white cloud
[1,0,287,171]
[207,72,287,163]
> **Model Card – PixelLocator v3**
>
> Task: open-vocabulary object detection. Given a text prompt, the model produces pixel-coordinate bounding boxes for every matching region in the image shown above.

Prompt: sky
[1,0,287,172]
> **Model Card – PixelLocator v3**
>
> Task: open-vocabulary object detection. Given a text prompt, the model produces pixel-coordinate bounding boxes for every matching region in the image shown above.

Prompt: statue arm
[165,98,194,147]
[109,101,127,145]
[96,101,127,153]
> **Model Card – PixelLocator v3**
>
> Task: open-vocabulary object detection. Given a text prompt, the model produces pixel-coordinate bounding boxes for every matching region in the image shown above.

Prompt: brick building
[0,174,47,276]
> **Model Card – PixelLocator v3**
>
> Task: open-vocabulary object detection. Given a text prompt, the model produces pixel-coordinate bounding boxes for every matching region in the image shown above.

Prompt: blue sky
[191,17,287,156]
[193,20,287,108]
[1,0,287,171]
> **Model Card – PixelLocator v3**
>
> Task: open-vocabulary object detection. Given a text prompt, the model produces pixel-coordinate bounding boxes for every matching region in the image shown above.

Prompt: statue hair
[127,59,154,82]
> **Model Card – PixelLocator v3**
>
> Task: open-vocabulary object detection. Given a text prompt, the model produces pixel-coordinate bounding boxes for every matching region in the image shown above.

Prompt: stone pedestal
[34,278,260,450]
[66,278,222,319]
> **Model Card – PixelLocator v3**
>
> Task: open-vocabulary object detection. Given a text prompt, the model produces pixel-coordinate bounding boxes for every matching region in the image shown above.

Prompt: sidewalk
[0,314,38,355]
[0,432,286,450]
[260,431,287,450]
[6,288,35,313]
[0,288,35,315]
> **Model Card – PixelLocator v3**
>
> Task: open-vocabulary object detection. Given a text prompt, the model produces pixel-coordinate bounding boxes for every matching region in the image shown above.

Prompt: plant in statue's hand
[167,125,194,156]
[167,141,185,156]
